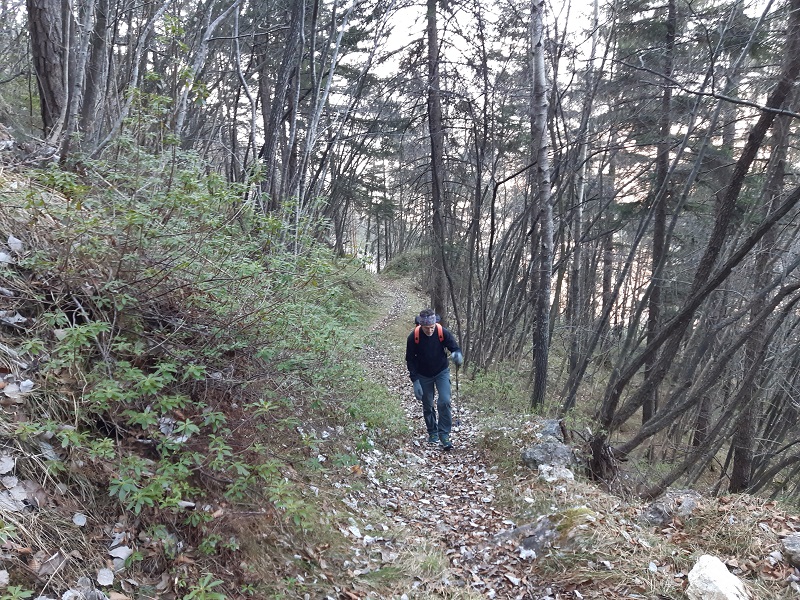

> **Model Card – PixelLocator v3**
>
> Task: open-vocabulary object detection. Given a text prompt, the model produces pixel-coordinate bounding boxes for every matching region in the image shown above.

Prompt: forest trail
[346,276,547,600]
[347,276,800,600]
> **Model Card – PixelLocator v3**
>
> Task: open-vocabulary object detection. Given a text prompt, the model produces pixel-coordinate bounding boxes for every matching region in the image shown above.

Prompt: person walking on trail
[405,308,463,450]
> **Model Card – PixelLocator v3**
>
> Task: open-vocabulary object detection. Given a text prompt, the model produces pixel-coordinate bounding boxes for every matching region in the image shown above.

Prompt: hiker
[405,308,463,449]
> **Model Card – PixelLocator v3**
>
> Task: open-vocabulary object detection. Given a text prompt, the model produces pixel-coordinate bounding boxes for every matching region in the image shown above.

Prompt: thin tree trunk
[261,0,305,210]
[641,292,800,499]
[729,89,793,492]
[565,0,600,399]
[90,0,174,158]
[530,0,553,409]
[643,0,675,424]
[79,0,109,151]
[427,0,447,317]
[233,5,258,184]
[595,4,800,439]
[173,0,240,140]
[58,0,97,160]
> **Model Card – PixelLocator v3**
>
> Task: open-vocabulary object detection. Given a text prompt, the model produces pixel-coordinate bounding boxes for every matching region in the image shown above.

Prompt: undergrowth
[0,150,405,598]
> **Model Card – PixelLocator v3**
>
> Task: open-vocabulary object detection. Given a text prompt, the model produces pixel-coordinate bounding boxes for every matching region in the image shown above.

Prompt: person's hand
[451,351,463,366]
[413,380,423,400]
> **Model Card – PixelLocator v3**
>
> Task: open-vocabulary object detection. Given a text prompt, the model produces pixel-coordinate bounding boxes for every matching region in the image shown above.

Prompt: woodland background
[1,0,800,594]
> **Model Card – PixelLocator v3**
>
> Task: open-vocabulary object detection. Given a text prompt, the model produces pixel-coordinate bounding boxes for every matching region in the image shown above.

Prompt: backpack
[414,323,444,344]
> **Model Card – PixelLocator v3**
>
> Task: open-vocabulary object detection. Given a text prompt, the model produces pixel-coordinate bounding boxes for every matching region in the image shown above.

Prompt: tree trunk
[427,0,447,317]
[643,0,675,424]
[27,0,72,137]
[729,89,794,492]
[90,0,174,158]
[530,0,553,409]
[261,0,305,210]
[173,0,241,141]
[59,0,98,160]
[595,0,800,440]
[79,0,109,151]
[565,0,600,401]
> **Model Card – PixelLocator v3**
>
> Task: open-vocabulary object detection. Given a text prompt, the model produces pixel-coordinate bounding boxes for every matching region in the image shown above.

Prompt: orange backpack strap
[414,323,444,343]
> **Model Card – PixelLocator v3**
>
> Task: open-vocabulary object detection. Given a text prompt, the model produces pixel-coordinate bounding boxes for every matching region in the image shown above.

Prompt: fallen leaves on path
[340,278,800,600]
[347,280,561,599]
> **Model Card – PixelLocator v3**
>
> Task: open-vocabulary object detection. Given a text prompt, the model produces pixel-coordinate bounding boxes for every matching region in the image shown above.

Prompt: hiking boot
[440,434,452,450]
[427,433,439,444]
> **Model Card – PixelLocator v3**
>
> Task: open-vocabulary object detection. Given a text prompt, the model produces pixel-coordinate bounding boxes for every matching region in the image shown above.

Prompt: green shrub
[382,249,426,276]
[463,368,529,417]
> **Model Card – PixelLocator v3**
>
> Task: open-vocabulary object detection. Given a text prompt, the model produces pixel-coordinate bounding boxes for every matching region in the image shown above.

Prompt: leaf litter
[349,280,560,598]
[337,278,800,599]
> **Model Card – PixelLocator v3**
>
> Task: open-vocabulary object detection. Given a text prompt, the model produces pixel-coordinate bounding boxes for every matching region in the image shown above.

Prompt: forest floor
[339,276,582,599]
[329,275,800,600]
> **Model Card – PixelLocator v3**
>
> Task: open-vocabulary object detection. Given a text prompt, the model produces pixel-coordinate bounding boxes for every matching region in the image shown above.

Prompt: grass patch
[358,564,406,584]
[475,429,519,475]
[345,380,410,437]
[400,538,450,579]
[382,249,428,277]
[461,367,531,420]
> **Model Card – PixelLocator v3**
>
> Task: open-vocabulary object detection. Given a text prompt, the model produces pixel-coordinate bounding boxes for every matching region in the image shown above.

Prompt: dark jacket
[405,325,460,381]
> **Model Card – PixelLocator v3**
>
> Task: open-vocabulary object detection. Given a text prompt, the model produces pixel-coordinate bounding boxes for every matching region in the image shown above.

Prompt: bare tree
[529,0,553,409]
[260,0,305,210]
[426,0,447,316]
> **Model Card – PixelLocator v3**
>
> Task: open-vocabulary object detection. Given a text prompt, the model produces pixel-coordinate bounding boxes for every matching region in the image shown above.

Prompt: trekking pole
[453,364,461,428]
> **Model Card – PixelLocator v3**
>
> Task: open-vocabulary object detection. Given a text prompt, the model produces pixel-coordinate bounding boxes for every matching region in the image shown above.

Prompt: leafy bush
[463,368,529,417]
[382,249,426,276]
[0,150,397,596]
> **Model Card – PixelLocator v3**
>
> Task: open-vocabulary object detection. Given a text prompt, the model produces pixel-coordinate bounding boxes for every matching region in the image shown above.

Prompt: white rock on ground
[686,555,750,600]
[782,532,800,567]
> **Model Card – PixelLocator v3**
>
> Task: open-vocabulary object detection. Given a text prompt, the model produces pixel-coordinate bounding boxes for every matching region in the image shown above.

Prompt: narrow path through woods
[329,274,800,600]
[341,276,547,600]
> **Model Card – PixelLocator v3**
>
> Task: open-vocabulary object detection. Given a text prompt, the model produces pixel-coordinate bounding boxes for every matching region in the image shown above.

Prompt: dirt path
[340,275,800,600]
[346,277,545,600]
